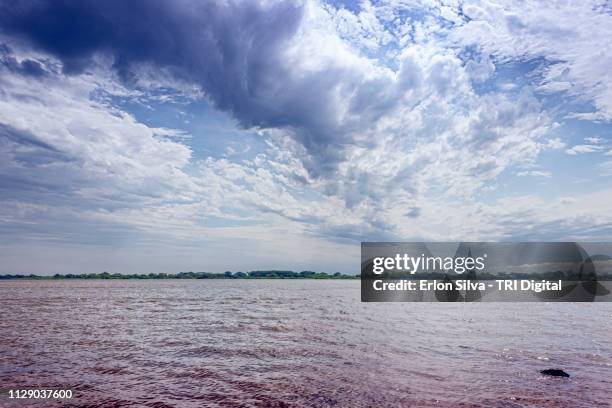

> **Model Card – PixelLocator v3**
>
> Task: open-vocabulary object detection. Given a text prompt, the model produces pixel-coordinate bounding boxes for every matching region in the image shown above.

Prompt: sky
[1,0,612,275]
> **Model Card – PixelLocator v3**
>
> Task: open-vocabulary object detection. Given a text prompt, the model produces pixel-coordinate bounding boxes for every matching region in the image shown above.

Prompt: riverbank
[0,271,359,280]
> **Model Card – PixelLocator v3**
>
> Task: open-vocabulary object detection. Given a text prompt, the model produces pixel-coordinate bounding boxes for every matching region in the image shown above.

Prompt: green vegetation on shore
[0,270,360,280]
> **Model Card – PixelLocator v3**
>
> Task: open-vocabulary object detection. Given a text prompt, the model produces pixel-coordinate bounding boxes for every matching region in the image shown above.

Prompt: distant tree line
[0,270,360,280]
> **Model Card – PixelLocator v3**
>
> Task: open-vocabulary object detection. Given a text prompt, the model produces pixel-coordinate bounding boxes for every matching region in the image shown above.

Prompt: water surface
[1,280,611,407]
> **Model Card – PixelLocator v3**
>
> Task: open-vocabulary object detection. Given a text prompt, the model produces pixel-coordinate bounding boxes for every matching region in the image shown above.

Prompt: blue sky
[1,0,612,274]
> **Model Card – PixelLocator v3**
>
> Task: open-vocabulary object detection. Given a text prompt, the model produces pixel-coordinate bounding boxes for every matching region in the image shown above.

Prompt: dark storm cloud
[0,0,404,178]
[0,1,338,167]
[0,44,48,77]
[0,0,302,99]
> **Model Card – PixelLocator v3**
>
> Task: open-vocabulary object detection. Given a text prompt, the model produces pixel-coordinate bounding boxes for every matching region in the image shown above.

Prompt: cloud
[544,137,566,150]
[0,0,561,242]
[0,0,551,178]
[516,170,552,178]
[1,1,547,198]
[0,50,198,216]
[0,44,48,77]
[565,144,605,155]
[585,137,604,144]
[448,0,612,120]
[0,0,372,177]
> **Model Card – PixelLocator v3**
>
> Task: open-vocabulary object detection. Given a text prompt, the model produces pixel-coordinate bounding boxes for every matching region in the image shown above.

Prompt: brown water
[1,280,611,407]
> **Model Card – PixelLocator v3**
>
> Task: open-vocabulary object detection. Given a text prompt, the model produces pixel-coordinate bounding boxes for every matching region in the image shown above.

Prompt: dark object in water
[540,369,570,378]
